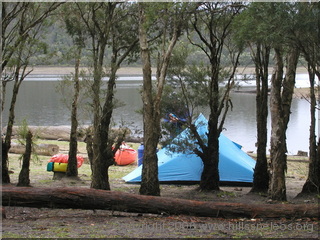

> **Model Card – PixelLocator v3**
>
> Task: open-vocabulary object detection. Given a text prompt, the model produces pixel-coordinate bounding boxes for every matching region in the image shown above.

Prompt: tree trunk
[17,131,32,187]
[2,82,19,184]
[301,137,320,194]
[85,128,94,171]
[200,126,220,191]
[138,4,160,196]
[2,140,10,184]
[2,187,318,219]
[138,3,180,196]
[200,55,221,191]
[66,47,81,178]
[91,42,108,190]
[300,66,320,194]
[269,48,286,201]
[2,67,24,184]
[251,44,270,193]
[269,47,299,201]
[92,66,119,190]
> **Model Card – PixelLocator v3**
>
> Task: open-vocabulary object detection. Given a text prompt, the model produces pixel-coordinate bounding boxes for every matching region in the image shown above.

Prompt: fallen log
[9,143,59,156]
[3,126,138,142]
[2,187,318,218]
[3,126,71,141]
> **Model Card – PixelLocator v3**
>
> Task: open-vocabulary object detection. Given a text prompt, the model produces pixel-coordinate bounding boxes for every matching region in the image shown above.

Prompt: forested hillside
[32,19,310,69]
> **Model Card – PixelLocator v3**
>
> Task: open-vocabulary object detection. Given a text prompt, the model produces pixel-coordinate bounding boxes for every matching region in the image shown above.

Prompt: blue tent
[123,114,256,184]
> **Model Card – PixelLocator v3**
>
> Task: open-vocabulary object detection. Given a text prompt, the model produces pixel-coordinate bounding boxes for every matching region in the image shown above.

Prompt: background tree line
[1,2,319,201]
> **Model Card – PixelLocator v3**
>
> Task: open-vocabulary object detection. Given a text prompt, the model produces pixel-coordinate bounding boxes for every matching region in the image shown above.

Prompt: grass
[217,191,237,198]
[7,138,310,191]
[1,233,24,238]
[287,160,308,179]
[7,139,137,189]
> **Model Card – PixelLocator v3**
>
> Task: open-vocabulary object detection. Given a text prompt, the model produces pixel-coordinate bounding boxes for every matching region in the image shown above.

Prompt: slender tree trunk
[2,140,10,184]
[2,71,23,184]
[66,47,81,178]
[85,128,94,172]
[269,47,299,201]
[199,139,220,191]
[300,65,320,194]
[190,8,241,191]
[138,4,160,196]
[17,131,32,187]
[91,42,109,190]
[197,90,220,190]
[94,62,120,191]
[251,44,270,192]
[200,56,221,191]
[269,48,286,201]
[138,4,179,196]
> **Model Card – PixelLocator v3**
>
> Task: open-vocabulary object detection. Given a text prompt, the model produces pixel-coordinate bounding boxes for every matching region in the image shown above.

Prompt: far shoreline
[26,65,314,98]
[28,65,309,75]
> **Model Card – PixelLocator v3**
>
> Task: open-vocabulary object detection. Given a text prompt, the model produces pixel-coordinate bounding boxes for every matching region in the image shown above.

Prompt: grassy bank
[7,139,309,196]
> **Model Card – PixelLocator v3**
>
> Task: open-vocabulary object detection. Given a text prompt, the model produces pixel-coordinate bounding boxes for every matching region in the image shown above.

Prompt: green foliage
[16,119,32,146]
[217,191,237,198]
[233,2,306,50]
[16,119,40,164]
[165,41,210,113]
[160,40,211,145]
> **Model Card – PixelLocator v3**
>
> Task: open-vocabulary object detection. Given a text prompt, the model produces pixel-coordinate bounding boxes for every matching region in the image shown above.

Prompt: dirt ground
[2,139,319,239]
[2,182,318,239]
[2,180,319,239]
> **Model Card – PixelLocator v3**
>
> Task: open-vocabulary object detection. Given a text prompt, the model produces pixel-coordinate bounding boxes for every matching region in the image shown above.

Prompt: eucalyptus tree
[138,2,190,196]
[74,2,139,190]
[73,2,116,189]
[1,2,63,183]
[96,3,139,190]
[61,4,87,178]
[187,2,243,190]
[233,2,273,193]
[267,2,301,201]
[291,2,320,195]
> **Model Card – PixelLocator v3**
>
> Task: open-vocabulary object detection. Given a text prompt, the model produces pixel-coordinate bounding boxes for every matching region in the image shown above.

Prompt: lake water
[1,74,317,155]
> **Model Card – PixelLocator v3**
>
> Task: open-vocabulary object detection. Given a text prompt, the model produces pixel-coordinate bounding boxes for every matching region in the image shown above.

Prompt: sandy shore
[28,66,146,75]
[28,66,309,75]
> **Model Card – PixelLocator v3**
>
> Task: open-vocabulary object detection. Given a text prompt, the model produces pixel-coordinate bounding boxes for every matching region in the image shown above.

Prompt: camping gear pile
[114,143,137,166]
[47,154,84,173]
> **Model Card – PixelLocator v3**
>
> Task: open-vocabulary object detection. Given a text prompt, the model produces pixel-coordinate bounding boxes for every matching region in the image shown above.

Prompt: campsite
[2,2,319,239]
[2,132,318,238]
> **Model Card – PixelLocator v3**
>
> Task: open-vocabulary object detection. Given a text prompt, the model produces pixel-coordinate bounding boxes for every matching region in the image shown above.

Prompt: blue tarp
[123,114,256,183]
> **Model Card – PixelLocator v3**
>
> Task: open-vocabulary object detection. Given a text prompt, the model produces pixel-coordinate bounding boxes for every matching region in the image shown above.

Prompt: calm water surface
[2,74,316,154]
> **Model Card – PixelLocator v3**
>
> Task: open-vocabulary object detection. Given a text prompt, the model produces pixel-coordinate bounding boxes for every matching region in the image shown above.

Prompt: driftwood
[2,186,318,218]
[9,143,59,156]
[3,126,141,142]
[3,126,72,141]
